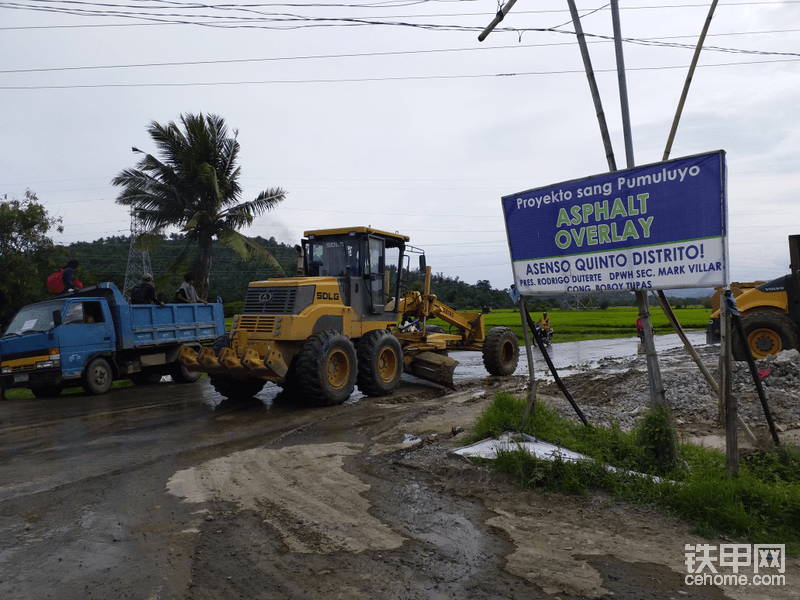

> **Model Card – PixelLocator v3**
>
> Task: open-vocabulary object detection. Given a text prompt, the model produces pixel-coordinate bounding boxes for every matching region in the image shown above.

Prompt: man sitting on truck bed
[131,273,165,307]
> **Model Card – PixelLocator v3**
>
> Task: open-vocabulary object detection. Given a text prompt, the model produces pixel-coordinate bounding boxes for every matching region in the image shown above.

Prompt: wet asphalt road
[0,380,323,599]
[0,333,714,599]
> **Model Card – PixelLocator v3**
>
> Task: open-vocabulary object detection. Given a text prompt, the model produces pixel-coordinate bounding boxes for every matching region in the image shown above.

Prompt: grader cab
[179,227,519,405]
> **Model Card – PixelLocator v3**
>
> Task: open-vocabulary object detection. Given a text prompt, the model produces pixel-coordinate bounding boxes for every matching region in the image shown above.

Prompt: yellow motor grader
[178,227,519,405]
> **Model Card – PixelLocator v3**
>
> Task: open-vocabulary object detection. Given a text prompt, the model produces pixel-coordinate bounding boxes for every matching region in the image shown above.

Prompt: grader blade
[407,351,459,390]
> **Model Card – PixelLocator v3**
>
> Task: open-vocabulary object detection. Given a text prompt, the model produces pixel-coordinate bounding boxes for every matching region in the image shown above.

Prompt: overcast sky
[2,0,798,293]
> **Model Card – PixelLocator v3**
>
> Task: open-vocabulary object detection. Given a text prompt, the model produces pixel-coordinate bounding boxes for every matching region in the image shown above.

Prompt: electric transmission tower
[123,210,153,300]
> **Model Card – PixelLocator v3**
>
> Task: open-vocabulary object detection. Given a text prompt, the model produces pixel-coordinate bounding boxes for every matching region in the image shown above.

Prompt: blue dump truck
[0,282,225,397]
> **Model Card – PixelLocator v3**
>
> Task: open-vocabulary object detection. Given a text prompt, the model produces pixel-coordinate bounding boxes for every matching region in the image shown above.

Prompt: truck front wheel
[482,326,520,376]
[733,312,800,360]
[356,330,403,397]
[83,358,113,395]
[296,330,357,406]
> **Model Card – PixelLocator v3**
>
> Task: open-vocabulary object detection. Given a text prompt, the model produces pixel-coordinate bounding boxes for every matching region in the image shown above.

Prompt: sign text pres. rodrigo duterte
[502,151,728,295]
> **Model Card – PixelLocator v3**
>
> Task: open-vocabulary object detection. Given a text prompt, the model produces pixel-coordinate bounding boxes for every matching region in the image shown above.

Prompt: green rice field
[428,306,712,344]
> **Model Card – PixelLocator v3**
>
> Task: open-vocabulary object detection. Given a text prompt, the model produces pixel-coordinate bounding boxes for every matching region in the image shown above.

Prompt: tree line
[0,198,522,328]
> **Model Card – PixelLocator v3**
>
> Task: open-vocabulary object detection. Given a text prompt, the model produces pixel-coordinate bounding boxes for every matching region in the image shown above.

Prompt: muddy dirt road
[1,345,798,600]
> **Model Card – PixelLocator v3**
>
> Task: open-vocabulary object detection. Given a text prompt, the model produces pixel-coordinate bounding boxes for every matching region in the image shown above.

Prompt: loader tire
[208,333,266,400]
[732,312,799,361]
[482,326,520,376]
[295,330,357,406]
[356,330,403,397]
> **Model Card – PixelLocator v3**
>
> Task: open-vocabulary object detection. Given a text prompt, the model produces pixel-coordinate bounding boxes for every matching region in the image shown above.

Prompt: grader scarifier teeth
[407,351,458,390]
[197,346,221,370]
[241,348,277,378]
[218,347,243,370]
[178,345,203,371]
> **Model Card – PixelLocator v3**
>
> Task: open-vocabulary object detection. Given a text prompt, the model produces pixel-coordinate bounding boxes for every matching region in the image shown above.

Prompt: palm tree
[112,112,286,299]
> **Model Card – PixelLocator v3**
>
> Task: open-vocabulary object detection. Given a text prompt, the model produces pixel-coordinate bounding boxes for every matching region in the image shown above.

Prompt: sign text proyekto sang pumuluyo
[502,151,728,295]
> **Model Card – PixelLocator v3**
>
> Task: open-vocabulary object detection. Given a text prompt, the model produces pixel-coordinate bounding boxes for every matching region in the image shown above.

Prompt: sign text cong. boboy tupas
[502,151,728,295]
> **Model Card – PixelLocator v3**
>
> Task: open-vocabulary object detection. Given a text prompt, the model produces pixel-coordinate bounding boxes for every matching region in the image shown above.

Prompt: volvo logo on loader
[258,292,272,303]
[316,292,340,301]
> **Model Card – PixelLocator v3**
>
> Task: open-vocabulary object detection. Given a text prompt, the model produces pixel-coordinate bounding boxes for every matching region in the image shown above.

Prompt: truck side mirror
[419,255,426,273]
[52,310,62,327]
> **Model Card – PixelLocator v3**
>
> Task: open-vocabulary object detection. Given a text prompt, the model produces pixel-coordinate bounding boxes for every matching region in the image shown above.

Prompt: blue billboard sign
[502,151,728,295]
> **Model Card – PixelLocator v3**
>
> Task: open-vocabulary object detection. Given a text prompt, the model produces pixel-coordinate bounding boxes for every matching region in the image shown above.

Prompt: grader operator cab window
[307,237,360,277]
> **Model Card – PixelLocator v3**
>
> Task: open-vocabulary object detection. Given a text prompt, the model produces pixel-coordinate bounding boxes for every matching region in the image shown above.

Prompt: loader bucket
[407,351,459,390]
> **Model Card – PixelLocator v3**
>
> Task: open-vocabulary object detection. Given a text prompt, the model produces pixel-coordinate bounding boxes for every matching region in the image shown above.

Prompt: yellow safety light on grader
[179,227,520,405]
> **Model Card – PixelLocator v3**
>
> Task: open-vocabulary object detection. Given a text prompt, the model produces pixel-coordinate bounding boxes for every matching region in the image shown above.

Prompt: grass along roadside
[465,392,800,555]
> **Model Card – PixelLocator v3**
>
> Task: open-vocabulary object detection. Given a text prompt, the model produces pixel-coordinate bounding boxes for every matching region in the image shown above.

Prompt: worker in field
[636,316,644,342]
[537,311,551,332]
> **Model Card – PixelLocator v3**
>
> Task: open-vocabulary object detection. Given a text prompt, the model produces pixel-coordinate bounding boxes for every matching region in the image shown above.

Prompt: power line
[3,27,799,75]
[3,56,797,90]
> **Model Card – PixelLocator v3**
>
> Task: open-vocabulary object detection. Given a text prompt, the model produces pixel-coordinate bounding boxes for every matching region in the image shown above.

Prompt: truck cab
[1,296,116,395]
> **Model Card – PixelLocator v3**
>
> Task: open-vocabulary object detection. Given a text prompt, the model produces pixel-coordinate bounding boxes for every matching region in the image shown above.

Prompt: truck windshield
[2,301,65,337]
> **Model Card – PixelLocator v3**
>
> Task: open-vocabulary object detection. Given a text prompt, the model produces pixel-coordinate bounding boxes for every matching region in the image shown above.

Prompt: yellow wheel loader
[179,227,519,405]
[706,234,800,359]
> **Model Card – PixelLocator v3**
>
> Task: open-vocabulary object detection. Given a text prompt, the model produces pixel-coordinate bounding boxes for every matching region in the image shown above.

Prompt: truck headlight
[0,366,10,374]
[36,360,55,369]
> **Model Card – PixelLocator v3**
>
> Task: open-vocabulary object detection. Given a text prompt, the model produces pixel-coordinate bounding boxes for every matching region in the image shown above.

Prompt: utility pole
[123,210,153,301]
[608,0,668,410]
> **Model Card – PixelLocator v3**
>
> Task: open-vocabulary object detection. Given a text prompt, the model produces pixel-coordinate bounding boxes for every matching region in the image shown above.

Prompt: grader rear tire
[732,312,799,360]
[356,330,403,397]
[482,326,520,376]
[295,330,357,406]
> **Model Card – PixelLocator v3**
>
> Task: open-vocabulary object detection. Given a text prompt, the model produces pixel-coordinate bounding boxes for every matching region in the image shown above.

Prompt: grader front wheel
[356,330,403,397]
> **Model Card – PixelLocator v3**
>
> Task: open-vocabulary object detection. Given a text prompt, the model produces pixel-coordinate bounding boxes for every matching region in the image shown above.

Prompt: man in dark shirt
[131,273,165,307]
